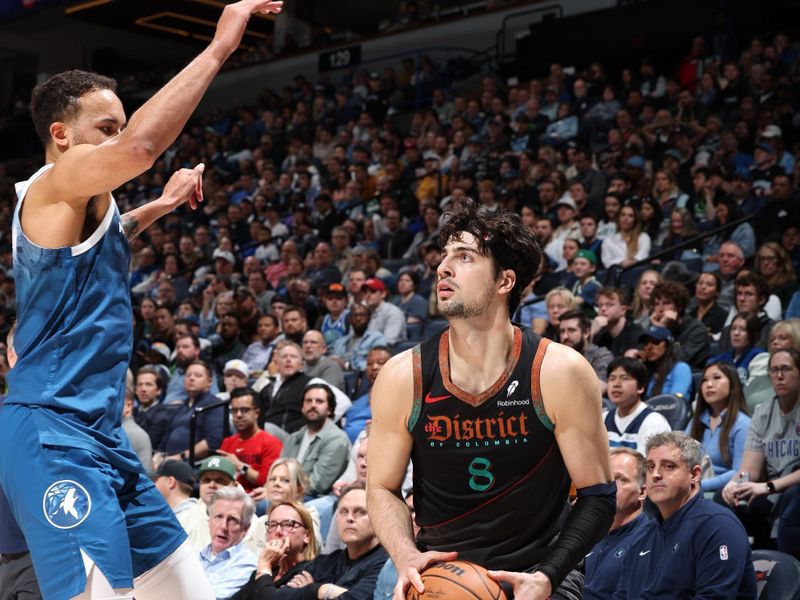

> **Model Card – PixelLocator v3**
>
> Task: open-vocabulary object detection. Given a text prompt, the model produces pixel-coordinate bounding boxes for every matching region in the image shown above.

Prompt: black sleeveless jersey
[409,325,570,571]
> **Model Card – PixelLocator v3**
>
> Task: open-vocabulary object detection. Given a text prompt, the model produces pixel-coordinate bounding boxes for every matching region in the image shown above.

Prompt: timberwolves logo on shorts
[43,480,92,529]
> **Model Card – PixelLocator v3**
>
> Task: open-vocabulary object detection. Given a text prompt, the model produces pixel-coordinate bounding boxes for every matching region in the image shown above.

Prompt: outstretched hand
[213,1,284,57]
[162,163,205,211]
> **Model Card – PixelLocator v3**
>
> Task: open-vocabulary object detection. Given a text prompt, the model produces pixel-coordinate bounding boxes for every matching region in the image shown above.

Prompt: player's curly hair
[438,197,542,315]
[30,69,117,147]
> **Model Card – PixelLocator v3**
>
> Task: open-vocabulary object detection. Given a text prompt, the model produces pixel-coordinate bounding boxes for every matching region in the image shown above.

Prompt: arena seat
[751,549,800,600]
[423,318,448,338]
[645,394,690,430]
[391,340,418,355]
[407,322,425,341]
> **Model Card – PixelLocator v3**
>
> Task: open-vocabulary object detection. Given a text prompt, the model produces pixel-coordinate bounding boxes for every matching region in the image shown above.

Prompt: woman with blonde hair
[651,169,688,218]
[744,319,800,410]
[233,501,318,599]
[601,203,652,268]
[630,269,663,328]
[246,459,323,552]
[754,242,798,308]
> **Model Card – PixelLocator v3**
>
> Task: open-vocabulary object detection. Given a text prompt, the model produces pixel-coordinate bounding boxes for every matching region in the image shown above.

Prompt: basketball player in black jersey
[367,199,615,600]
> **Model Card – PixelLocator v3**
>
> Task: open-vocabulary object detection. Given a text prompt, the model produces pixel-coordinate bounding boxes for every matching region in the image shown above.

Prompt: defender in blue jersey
[367,199,616,600]
[0,2,284,599]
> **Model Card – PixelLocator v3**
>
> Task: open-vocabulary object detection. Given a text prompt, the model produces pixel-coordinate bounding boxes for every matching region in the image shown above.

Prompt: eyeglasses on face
[769,366,797,377]
[265,519,304,532]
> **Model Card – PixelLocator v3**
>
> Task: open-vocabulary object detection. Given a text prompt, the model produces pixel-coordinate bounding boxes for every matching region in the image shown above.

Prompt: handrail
[188,398,230,467]
[610,213,758,287]
[496,4,563,65]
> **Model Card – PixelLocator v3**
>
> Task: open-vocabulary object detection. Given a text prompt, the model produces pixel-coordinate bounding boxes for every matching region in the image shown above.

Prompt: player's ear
[49,121,70,152]
[498,268,516,295]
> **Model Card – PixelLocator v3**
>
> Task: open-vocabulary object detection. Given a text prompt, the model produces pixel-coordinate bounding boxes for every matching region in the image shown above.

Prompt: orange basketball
[406,560,507,600]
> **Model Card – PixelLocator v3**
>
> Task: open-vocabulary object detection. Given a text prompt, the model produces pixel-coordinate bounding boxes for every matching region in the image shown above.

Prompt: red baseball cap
[362,278,387,292]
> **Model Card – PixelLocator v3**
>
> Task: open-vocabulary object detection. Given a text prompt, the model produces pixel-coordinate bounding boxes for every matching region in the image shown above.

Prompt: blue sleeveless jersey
[8,164,133,443]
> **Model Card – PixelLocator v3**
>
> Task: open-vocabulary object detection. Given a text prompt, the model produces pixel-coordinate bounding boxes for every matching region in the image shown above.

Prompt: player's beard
[438,281,497,319]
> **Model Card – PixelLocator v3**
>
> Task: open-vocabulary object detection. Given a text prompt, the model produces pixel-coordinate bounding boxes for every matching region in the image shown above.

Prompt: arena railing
[608,212,759,288]
[495,3,563,65]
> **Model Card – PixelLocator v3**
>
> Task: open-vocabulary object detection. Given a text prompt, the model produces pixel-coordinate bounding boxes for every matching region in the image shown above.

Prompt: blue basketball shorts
[0,404,187,600]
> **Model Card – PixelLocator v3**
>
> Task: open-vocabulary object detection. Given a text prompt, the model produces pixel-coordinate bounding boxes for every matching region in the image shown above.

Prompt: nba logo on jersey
[43,480,92,529]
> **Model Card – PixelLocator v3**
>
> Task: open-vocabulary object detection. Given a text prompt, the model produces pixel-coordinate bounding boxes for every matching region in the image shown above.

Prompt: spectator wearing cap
[362,278,406,345]
[213,248,238,279]
[219,359,252,401]
[750,141,784,197]
[604,356,671,455]
[134,364,175,452]
[200,486,258,599]
[163,360,225,462]
[545,194,580,271]
[569,249,602,312]
[302,330,345,391]
[241,315,280,376]
[319,283,350,347]
[761,124,795,175]
[617,432,756,599]
[650,281,710,370]
[219,387,283,494]
[332,304,388,372]
[154,459,200,527]
[640,325,693,399]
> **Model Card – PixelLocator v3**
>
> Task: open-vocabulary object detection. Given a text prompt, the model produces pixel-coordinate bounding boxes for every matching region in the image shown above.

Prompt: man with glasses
[722,348,800,554]
[219,387,283,493]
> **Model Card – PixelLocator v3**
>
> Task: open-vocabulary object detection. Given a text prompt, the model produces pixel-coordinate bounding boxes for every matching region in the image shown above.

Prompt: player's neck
[447,317,515,393]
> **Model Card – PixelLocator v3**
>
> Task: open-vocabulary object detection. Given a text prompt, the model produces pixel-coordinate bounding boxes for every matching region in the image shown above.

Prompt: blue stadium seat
[383,258,412,273]
[391,340,418,355]
[343,370,361,400]
[423,318,448,339]
[752,549,800,600]
[645,394,690,430]
[691,371,703,401]
[407,322,425,341]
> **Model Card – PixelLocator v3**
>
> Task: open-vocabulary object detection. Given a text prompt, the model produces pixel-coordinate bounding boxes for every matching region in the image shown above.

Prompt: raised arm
[42,1,283,205]
[366,350,456,600]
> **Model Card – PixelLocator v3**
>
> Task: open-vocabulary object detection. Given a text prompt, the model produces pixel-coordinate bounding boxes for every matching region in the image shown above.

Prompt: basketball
[406,561,507,600]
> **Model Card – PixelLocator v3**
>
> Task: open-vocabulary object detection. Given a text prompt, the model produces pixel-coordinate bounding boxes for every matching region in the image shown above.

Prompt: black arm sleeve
[536,481,616,591]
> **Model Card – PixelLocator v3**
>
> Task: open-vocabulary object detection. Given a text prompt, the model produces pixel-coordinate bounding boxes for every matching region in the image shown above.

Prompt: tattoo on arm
[121,214,141,240]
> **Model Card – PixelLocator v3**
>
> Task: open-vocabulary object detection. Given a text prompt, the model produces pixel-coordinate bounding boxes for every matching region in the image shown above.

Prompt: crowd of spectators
[3,18,800,600]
